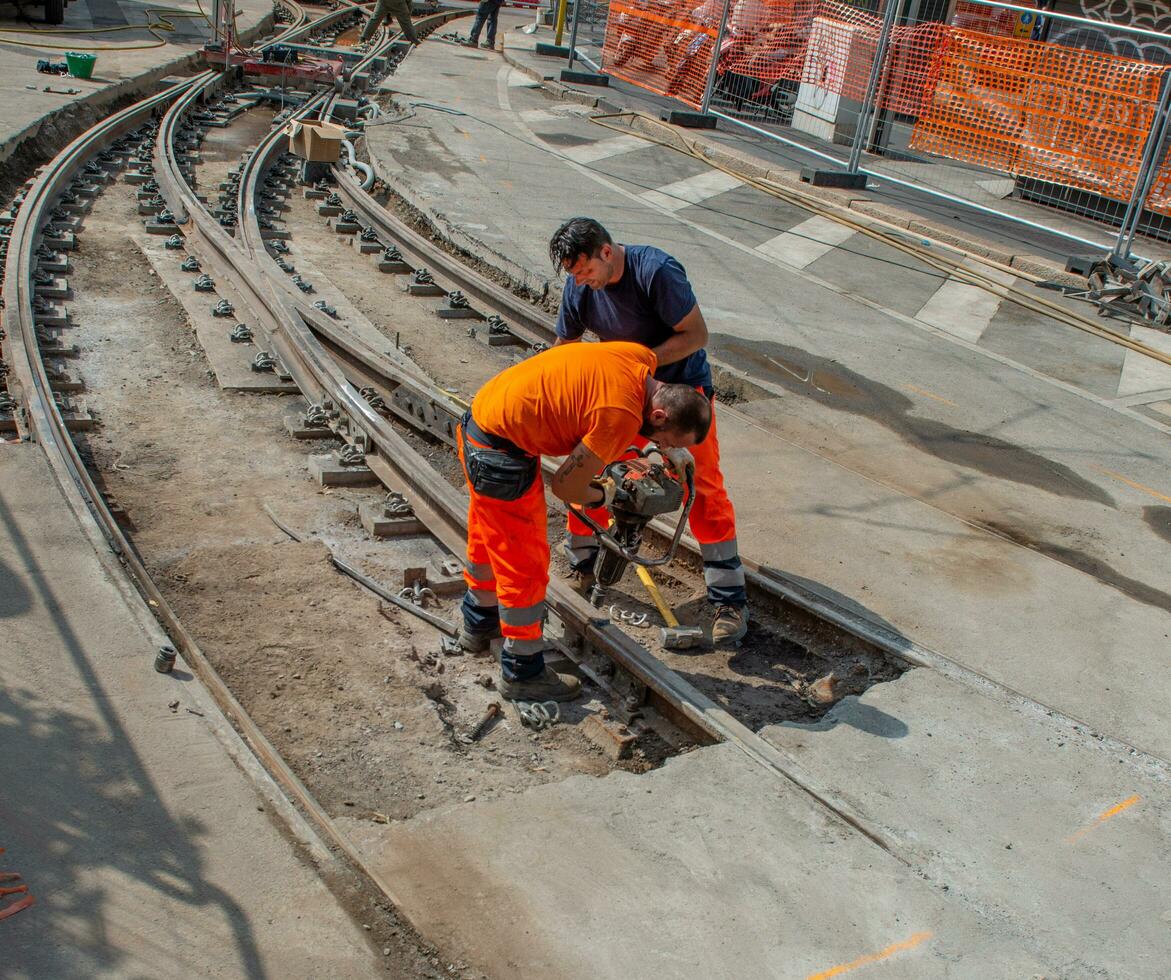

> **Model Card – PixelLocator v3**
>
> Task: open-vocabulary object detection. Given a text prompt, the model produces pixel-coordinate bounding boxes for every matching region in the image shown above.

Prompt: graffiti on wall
[1050,0,1171,63]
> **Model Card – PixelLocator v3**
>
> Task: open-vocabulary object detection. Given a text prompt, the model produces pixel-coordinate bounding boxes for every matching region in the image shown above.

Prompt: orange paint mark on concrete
[902,383,958,407]
[1067,794,1141,844]
[806,931,933,980]
[1092,466,1171,505]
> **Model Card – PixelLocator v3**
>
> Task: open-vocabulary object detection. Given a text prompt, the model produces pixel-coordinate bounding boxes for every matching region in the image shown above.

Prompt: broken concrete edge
[0,12,275,177]
[502,46,1086,288]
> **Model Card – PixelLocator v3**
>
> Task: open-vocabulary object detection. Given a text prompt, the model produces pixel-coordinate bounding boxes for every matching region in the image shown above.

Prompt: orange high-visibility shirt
[471,342,656,462]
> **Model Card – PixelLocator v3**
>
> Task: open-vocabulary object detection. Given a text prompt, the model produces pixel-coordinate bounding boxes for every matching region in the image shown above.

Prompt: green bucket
[65,52,96,80]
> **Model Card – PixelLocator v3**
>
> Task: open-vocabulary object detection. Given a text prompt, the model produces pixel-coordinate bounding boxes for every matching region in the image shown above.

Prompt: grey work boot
[500,666,582,703]
[563,566,596,594]
[458,625,500,654]
[711,605,748,647]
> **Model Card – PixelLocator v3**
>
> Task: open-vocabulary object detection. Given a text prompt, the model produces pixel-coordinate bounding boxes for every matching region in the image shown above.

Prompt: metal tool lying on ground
[572,446,695,607]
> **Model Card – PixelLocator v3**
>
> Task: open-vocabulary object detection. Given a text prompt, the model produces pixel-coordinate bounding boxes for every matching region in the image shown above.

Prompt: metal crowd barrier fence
[559,0,1171,260]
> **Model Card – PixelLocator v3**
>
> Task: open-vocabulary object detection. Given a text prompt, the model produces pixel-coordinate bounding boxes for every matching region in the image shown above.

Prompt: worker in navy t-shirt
[549,216,748,646]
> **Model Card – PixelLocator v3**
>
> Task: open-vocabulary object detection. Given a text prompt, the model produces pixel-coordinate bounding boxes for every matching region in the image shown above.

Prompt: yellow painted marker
[901,383,958,408]
[1092,466,1171,505]
[806,931,933,980]
[1067,794,1141,844]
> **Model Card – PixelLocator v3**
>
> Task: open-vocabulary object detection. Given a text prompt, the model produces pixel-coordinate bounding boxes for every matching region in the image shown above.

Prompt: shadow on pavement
[0,488,267,979]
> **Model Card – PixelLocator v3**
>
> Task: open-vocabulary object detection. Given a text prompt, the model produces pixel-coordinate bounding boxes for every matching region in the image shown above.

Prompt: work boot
[481,40,494,49]
[461,36,478,47]
[500,666,582,702]
[458,625,500,654]
[564,566,596,593]
[711,605,748,646]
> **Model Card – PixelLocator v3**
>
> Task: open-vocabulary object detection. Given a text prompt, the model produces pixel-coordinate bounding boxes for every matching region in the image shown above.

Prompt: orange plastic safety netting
[601,0,725,108]
[910,28,1168,211]
[599,0,948,119]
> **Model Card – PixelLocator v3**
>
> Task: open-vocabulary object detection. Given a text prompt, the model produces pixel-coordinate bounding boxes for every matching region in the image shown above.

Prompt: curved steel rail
[208,22,907,858]
[0,0,440,907]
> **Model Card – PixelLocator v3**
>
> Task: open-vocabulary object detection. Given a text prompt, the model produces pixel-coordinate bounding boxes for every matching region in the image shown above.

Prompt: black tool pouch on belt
[461,414,538,502]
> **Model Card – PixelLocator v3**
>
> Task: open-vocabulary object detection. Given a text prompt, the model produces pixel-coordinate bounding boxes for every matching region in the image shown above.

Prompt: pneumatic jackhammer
[570,446,695,607]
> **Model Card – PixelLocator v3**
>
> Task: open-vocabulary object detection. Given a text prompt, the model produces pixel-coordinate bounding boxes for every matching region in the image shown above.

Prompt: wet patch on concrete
[712,335,1115,507]
[1144,505,1171,546]
[974,519,1171,616]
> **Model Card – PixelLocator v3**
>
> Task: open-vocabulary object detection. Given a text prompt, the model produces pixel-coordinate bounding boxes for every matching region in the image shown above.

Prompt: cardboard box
[286,120,347,163]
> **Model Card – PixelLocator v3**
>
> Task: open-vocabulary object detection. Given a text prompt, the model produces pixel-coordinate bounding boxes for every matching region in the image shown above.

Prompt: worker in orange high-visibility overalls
[549,217,749,647]
[458,341,712,702]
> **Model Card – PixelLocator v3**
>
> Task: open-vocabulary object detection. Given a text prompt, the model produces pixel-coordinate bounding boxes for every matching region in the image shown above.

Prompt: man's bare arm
[651,303,709,366]
[552,442,605,505]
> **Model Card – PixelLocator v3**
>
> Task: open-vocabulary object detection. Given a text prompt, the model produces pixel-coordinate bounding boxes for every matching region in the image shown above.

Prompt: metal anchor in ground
[360,227,379,243]
[530,341,549,354]
[211,299,235,317]
[303,403,330,428]
[291,275,314,293]
[383,490,413,518]
[359,385,387,412]
[339,210,360,225]
[337,443,366,467]
[31,270,52,286]
[398,579,438,607]
[486,314,509,336]
[157,210,176,225]
[383,245,403,262]
[325,193,342,207]
[275,258,294,273]
[180,256,200,272]
[142,179,159,194]
[447,290,470,310]
[250,350,277,373]
[412,268,435,286]
[268,239,290,254]
[229,323,253,343]
[312,300,338,318]
[164,235,184,249]
[192,274,216,292]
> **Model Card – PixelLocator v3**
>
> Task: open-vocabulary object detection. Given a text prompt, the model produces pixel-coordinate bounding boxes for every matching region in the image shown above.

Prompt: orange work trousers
[565,392,736,560]
[458,426,548,644]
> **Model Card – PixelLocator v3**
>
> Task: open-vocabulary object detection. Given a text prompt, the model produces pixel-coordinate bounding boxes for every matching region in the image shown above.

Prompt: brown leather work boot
[711,605,749,647]
[500,666,582,702]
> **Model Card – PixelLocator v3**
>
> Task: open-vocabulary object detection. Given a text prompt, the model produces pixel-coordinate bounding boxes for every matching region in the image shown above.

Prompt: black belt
[461,410,532,459]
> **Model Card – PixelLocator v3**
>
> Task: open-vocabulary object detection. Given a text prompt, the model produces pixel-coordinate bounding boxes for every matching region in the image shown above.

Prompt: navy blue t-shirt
[556,245,711,389]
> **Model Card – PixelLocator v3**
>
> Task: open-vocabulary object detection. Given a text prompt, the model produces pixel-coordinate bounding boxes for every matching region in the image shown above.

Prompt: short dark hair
[549,217,612,270]
[657,384,712,444]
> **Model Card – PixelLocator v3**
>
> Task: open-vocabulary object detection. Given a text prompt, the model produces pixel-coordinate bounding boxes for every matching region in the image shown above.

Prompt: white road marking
[1117,325,1171,397]
[560,135,647,164]
[638,170,743,212]
[754,215,856,270]
[914,260,1015,343]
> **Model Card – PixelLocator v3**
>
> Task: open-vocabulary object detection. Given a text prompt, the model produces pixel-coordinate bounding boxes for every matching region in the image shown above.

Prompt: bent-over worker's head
[549,217,619,290]
[643,384,711,449]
